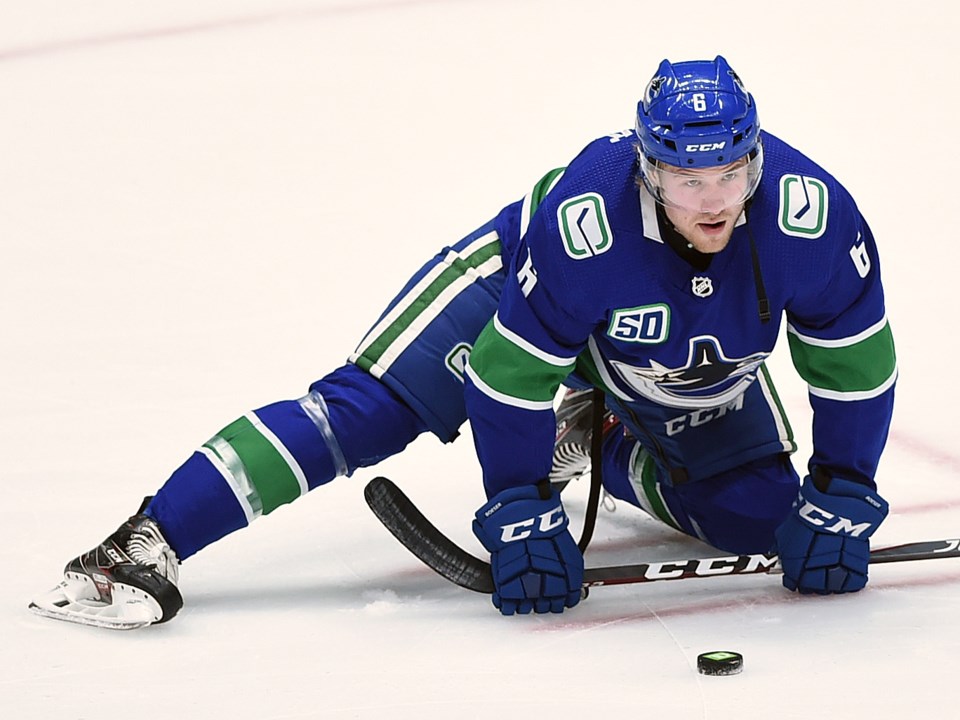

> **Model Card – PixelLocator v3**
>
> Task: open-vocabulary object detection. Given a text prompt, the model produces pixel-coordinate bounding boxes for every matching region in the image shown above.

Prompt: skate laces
[549,443,592,482]
[549,389,597,484]
[126,521,180,585]
[549,389,622,485]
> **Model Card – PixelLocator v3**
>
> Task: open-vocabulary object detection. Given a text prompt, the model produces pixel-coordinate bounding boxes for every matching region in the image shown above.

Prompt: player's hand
[472,483,583,615]
[774,471,888,594]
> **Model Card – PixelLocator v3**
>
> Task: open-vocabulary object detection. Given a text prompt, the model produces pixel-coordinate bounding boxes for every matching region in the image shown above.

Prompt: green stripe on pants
[357,237,501,367]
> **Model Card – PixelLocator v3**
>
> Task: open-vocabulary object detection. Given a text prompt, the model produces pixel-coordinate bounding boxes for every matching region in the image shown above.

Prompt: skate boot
[30,498,183,630]
[549,388,620,491]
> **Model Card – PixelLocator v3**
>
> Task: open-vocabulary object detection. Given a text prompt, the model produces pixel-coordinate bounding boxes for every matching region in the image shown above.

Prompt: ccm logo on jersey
[665,393,744,436]
[798,499,874,536]
[499,506,565,542]
[686,142,726,153]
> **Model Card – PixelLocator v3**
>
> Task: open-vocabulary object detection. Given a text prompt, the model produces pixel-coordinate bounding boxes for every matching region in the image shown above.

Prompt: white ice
[2,1,958,718]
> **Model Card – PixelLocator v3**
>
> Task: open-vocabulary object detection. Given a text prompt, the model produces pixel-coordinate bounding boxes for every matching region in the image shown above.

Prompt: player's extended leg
[150,221,505,560]
[30,220,507,629]
[145,364,429,560]
[27,363,430,630]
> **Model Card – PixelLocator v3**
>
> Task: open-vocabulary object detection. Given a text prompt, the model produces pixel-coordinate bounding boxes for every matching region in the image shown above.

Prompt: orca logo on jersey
[609,335,768,409]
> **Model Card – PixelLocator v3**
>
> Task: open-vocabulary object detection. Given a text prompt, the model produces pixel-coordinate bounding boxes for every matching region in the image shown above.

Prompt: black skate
[29,498,183,630]
[549,388,620,491]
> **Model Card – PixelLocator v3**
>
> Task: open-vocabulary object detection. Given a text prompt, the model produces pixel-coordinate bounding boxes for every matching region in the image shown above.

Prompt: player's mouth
[697,219,728,235]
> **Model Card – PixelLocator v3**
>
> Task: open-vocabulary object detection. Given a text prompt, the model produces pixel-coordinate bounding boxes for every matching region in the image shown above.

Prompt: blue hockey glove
[774,472,889,594]
[472,483,583,616]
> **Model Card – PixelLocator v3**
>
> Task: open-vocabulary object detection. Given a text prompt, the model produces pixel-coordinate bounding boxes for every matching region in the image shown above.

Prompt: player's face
[652,157,754,254]
[663,198,743,254]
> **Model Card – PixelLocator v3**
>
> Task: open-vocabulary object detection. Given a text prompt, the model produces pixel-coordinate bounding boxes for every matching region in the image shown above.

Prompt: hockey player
[30,56,895,627]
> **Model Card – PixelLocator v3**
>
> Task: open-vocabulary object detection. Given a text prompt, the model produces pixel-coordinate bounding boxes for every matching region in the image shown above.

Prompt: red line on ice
[889,427,960,474]
[529,570,960,631]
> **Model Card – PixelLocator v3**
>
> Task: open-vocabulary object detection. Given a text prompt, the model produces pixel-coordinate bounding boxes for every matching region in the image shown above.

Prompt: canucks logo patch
[645,76,667,104]
[778,174,829,239]
[557,193,613,259]
[445,343,471,382]
[610,335,768,409]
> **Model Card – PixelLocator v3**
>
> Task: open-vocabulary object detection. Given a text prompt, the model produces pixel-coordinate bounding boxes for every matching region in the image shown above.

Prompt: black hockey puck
[697,651,743,676]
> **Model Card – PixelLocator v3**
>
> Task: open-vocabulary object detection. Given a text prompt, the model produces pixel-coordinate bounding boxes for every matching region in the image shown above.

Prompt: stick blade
[364,477,494,593]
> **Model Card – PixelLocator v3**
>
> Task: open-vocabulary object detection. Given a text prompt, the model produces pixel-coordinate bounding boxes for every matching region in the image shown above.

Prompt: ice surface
[2,1,958,718]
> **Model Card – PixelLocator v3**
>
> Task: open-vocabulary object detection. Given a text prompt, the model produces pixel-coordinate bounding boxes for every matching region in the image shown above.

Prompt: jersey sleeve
[465,211,598,498]
[785,202,897,489]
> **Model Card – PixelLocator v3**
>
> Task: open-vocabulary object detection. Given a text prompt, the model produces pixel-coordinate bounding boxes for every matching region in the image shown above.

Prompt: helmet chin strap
[656,199,771,325]
[745,201,771,323]
[654,203,712,271]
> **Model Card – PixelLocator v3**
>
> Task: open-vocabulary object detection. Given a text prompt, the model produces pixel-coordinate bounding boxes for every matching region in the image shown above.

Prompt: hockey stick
[577,387,605,553]
[364,476,960,594]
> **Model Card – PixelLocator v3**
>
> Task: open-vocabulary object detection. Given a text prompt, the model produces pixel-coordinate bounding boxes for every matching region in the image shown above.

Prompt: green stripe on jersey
[520,168,566,238]
[468,320,574,404]
[353,234,502,372]
[758,363,797,453]
[788,320,896,396]
[571,347,635,402]
[205,416,302,515]
[526,168,566,218]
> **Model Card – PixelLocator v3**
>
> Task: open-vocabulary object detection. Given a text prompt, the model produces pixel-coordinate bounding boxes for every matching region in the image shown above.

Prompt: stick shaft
[364,476,960,594]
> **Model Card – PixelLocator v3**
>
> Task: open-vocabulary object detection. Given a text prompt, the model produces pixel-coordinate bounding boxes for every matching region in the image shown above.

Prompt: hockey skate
[29,498,183,630]
[549,388,620,491]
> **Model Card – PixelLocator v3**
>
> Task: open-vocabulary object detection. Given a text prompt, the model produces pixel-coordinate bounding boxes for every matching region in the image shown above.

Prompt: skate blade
[29,574,163,631]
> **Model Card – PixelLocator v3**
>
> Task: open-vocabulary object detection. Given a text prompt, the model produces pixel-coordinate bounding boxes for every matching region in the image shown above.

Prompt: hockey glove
[473,483,583,616]
[774,472,889,594]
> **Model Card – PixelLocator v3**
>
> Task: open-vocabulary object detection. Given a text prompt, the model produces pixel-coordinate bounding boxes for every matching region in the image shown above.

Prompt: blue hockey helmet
[636,56,760,169]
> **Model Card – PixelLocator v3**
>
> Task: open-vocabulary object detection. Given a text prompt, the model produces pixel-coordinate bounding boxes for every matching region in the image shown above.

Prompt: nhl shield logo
[691,276,714,298]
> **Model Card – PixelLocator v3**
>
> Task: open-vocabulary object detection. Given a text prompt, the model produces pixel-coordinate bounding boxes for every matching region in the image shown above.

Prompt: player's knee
[309,364,428,471]
[680,454,800,554]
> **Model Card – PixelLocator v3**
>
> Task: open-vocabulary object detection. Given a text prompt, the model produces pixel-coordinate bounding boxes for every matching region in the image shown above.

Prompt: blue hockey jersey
[464,130,896,497]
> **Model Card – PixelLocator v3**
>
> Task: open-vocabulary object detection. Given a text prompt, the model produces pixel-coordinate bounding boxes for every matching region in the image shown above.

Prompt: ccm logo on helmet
[685,142,726,153]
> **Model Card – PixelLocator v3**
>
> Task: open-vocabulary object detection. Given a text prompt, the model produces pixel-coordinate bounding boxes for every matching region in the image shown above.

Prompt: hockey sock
[146,364,427,560]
